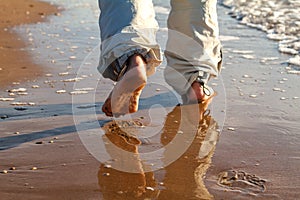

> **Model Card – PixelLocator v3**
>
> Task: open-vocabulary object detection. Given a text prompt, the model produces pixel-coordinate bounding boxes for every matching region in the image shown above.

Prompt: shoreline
[221,0,300,68]
[0,0,60,88]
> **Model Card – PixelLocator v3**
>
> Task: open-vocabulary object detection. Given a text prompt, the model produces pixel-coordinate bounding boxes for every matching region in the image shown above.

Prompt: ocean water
[222,0,300,67]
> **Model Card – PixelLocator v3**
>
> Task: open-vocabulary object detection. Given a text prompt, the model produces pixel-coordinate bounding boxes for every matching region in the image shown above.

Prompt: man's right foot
[102,54,147,117]
[184,80,215,104]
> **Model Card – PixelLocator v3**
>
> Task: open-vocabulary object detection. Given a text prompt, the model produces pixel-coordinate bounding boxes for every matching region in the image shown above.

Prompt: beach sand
[0,0,59,88]
[0,1,299,200]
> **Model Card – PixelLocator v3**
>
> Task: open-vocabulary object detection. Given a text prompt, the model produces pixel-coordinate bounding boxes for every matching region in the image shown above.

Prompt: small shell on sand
[146,187,155,191]
[0,98,15,101]
[10,102,35,106]
[177,130,183,134]
[228,127,235,131]
[69,91,88,95]
[293,97,299,99]
[32,85,40,89]
[104,164,112,169]
[56,90,67,94]
[2,170,8,174]
[77,104,97,109]
[17,92,28,96]
[273,88,281,91]
[249,94,257,98]
[62,78,83,82]
[280,97,287,100]
[31,167,37,170]
[8,88,27,93]
[103,173,110,176]
[285,67,292,70]
[44,80,57,84]
[261,57,279,61]
[45,73,53,77]
[58,72,70,76]
[242,55,255,59]
[69,56,77,59]
[74,88,94,91]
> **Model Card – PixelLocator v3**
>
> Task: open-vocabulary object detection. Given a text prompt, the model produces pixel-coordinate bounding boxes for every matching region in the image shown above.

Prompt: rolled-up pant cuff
[99,47,161,82]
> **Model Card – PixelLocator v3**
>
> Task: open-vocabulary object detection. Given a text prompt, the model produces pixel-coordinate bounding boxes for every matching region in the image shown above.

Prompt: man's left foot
[102,54,147,117]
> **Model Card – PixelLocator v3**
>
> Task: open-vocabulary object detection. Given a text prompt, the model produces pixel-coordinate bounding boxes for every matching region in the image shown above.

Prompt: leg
[98,0,162,116]
[164,0,222,103]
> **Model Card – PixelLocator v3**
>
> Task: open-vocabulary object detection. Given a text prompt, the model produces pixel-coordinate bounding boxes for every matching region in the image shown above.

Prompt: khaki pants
[98,0,222,95]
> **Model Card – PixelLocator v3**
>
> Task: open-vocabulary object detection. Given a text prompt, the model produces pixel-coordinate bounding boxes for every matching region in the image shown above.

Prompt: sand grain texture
[0,0,59,88]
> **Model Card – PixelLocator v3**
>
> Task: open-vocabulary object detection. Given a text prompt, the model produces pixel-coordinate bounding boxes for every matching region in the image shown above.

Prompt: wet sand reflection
[98,100,219,199]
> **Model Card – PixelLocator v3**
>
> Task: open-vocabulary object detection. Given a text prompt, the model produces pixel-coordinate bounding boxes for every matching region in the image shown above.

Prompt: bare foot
[185,81,214,104]
[102,54,147,117]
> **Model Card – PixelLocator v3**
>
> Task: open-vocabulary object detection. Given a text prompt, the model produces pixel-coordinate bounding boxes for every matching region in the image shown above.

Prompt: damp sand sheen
[0,0,300,199]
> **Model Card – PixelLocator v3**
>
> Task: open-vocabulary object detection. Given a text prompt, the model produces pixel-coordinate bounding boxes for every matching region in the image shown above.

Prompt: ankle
[127,54,146,70]
[191,81,205,99]
[127,54,147,82]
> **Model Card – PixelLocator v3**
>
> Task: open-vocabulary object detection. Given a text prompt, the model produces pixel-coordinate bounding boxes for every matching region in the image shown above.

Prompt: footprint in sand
[102,120,145,149]
[217,170,266,194]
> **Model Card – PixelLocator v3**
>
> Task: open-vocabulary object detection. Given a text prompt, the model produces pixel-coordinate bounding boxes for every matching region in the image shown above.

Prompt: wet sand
[0,1,300,200]
[0,0,59,88]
